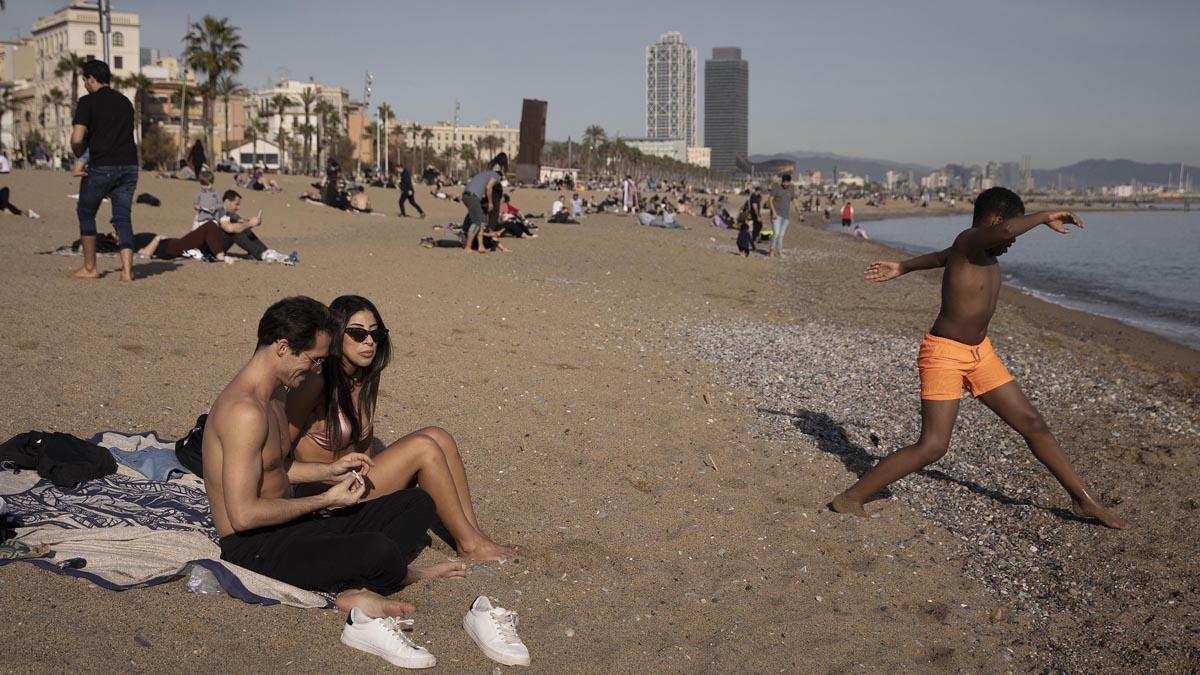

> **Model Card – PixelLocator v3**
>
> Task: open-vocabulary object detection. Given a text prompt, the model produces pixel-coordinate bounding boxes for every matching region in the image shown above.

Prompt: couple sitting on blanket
[202,296,516,656]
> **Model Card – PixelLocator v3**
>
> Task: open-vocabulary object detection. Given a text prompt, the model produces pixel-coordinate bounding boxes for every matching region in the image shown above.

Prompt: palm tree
[405,123,422,167]
[583,124,606,175]
[459,145,476,175]
[297,87,318,173]
[183,15,246,160]
[171,85,199,161]
[115,73,152,163]
[269,93,292,171]
[376,103,393,176]
[312,99,336,171]
[214,75,247,161]
[54,53,88,108]
[420,128,433,170]
[480,135,504,165]
[43,88,67,154]
[246,115,268,169]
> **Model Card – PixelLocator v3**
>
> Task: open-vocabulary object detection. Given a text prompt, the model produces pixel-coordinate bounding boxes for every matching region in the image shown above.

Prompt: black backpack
[174,414,207,478]
[0,431,117,488]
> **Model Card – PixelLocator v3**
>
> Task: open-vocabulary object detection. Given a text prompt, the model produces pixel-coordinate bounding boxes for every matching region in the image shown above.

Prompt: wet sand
[0,170,1195,673]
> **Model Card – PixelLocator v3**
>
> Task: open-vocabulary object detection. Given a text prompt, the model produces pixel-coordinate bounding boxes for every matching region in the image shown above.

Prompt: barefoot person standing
[829,188,1127,529]
[203,297,466,668]
[68,60,139,282]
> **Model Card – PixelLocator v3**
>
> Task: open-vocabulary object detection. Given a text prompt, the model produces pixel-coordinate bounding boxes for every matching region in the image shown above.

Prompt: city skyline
[2,0,1198,169]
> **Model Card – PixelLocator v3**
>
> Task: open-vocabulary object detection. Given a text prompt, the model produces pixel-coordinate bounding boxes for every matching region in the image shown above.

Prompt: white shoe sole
[340,631,437,669]
[463,616,530,667]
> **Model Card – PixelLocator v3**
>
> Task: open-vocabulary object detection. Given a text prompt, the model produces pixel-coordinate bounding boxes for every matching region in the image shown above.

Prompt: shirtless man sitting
[829,188,1126,529]
[203,296,465,667]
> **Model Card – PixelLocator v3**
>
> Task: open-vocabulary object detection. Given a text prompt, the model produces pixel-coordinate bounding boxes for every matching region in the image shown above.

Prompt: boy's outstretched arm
[957,210,1083,253]
[864,248,951,282]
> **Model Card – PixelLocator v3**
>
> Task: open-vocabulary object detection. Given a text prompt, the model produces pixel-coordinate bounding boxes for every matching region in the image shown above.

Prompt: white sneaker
[463,596,530,667]
[27,210,40,219]
[261,248,287,263]
[182,248,204,260]
[340,607,436,669]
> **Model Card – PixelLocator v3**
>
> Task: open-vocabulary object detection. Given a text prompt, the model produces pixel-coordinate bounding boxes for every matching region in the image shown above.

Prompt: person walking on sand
[829,188,1127,529]
[397,163,425,218]
[68,60,139,282]
[841,201,854,233]
[765,173,798,258]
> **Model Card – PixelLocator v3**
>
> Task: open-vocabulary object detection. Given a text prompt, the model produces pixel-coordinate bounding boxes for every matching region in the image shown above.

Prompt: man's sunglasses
[345,327,389,344]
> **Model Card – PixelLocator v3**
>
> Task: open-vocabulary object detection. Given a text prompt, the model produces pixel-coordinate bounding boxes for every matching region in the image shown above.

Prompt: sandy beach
[0,169,1196,673]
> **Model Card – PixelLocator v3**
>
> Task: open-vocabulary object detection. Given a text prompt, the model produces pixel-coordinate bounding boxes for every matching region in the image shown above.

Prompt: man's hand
[864,260,902,282]
[71,160,88,178]
[1043,210,1083,234]
[248,216,262,228]
[324,473,366,508]
[328,452,374,483]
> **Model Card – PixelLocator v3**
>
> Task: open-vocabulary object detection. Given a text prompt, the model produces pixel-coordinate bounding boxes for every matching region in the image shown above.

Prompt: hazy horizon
[4,0,1198,169]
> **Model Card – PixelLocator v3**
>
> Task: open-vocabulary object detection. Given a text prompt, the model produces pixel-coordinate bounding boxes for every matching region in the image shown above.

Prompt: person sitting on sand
[498,194,537,238]
[830,187,1127,529]
[287,295,516,559]
[0,186,40,219]
[202,189,296,264]
[203,297,464,668]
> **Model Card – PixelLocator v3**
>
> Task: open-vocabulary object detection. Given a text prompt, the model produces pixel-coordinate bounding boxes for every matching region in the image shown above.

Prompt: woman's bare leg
[413,426,479,528]
[363,432,513,560]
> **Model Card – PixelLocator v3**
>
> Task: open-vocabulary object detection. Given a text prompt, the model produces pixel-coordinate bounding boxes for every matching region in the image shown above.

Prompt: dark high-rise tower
[704,47,748,174]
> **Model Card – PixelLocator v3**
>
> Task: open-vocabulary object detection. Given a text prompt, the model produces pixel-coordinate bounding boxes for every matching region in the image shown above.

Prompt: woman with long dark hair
[287,295,515,561]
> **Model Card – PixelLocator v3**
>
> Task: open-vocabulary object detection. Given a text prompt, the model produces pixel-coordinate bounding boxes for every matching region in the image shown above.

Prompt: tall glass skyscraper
[645,32,697,147]
[704,47,748,174]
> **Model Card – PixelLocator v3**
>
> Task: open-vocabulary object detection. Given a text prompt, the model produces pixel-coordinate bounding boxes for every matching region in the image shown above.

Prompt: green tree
[312,99,337,170]
[583,124,606,175]
[171,85,199,161]
[376,103,393,175]
[183,15,246,160]
[54,53,88,107]
[43,87,67,153]
[246,115,268,168]
[298,87,318,173]
[114,73,151,164]
[270,93,292,170]
[141,126,177,169]
[420,128,434,169]
[459,145,476,174]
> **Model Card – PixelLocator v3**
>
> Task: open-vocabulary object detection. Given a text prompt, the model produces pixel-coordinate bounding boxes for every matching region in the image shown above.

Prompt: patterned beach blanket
[0,433,331,608]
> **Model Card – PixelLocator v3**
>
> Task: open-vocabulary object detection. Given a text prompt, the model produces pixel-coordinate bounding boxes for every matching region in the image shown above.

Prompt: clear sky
[6,0,1198,168]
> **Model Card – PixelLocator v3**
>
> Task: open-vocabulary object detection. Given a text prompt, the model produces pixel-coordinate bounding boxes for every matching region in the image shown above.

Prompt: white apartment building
[418,119,519,161]
[624,138,711,169]
[30,1,140,153]
[645,32,697,147]
[249,79,350,167]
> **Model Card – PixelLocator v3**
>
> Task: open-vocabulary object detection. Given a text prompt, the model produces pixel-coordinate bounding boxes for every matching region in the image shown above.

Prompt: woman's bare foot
[335,588,414,618]
[405,560,468,584]
[830,493,867,517]
[1072,499,1129,529]
[458,536,519,561]
[68,265,99,279]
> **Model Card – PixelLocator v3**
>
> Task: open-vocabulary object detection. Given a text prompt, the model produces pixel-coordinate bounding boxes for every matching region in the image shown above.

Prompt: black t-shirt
[72,86,137,166]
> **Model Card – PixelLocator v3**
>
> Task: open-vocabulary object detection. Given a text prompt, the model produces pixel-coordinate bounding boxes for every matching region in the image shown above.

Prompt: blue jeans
[772,216,790,252]
[77,165,139,249]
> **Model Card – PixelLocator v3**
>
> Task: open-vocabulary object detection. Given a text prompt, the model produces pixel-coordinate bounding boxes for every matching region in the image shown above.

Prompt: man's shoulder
[210,389,269,431]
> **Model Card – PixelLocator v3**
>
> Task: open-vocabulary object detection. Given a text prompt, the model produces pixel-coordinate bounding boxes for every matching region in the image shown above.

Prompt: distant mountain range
[751,151,1196,189]
[748,151,931,181]
[1031,159,1196,190]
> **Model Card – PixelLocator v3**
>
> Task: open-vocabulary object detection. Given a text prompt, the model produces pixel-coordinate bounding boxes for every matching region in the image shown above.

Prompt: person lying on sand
[287,295,517,560]
[829,187,1127,529]
[203,297,466,654]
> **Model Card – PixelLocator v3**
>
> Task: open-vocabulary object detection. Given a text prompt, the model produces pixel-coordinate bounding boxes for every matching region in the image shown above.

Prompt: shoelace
[489,609,522,645]
[381,617,421,650]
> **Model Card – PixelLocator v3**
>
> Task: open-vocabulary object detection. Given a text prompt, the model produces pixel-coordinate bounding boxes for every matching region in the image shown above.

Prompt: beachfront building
[418,119,520,165]
[645,31,697,147]
[624,138,712,168]
[0,39,37,153]
[703,47,748,174]
[249,79,350,171]
[228,139,282,171]
[139,56,247,162]
[27,1,141,157]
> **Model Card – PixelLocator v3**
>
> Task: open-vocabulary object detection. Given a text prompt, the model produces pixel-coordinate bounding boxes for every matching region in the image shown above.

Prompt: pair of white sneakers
[340,595,530,669]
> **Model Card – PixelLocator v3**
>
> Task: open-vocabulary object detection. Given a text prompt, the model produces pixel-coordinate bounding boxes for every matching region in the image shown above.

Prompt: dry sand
[0,170,1196,673]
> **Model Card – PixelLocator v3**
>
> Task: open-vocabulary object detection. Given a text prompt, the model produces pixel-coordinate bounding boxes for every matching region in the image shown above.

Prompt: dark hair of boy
[972,187,1025,226]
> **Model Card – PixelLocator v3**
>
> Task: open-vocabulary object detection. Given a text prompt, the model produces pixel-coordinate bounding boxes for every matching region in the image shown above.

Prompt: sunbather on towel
[202,297,466,623]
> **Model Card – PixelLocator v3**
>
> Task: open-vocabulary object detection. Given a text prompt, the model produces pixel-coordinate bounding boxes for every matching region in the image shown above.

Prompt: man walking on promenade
[68,60,139,282]
[397,163,425,218]
[765,173,798,258]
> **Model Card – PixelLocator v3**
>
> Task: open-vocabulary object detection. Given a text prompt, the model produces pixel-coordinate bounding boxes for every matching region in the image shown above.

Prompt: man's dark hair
[223,189,241,202]
[780,173,792,183]
[81,59,112,84]
[491,152,509,173]
[973,187,1025,226]
[256,296,336,352]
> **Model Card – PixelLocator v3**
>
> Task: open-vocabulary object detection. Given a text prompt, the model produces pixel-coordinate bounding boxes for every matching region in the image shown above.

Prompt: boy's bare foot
[1072,499,1129,529]
[459,537,519,561]
[406,560,468,583]
[829,493,867,517]
[68,265,100,279]
[119,271,134,282]
[335,588,414,618]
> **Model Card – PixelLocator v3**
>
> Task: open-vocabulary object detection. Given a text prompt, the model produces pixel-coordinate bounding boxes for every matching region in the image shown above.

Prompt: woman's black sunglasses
[345,326,389,343]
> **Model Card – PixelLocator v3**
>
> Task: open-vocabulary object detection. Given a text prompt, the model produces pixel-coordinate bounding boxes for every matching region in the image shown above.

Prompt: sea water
[840,210,1200,349]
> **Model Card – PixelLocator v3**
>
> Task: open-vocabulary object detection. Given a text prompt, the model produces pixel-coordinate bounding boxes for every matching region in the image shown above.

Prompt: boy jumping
[830,187,1127,529]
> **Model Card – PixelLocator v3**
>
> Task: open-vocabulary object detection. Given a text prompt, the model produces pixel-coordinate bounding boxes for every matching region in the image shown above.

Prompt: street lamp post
[357,71,372,178]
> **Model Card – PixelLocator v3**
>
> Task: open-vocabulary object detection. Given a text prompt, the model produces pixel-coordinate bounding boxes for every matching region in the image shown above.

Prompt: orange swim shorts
[917,333,1014,401]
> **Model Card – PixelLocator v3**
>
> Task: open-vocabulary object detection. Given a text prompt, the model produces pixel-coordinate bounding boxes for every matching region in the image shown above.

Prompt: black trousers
[219,229,269,259]
[0,187,22,215]
[218,488,436,595]
[399,190,424,216]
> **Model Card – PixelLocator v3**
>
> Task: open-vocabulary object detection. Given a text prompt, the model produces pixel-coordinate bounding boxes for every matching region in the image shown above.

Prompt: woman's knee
[415,426,456,451]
